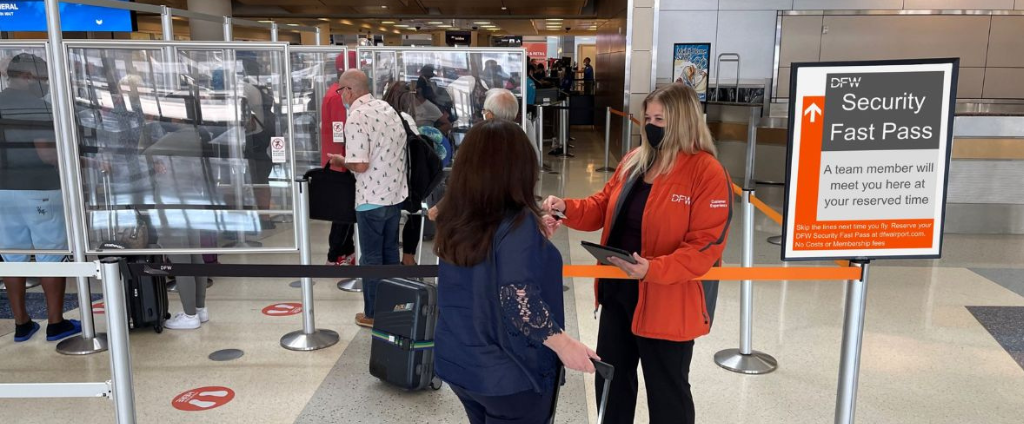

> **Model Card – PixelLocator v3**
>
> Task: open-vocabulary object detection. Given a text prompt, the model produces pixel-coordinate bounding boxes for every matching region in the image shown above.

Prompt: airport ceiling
[140,0,603,35]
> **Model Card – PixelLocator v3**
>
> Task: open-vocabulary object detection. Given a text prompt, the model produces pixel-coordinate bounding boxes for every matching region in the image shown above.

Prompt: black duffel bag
[304,162,356,224]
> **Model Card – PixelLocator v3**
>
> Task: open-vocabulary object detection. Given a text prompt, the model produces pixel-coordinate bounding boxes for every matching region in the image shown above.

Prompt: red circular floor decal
[261,302,303,316]
[92,302,105,314]
[171,386,235,411]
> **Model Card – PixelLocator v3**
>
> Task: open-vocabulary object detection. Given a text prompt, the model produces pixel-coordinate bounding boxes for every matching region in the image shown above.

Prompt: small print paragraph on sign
[792,220,934,251]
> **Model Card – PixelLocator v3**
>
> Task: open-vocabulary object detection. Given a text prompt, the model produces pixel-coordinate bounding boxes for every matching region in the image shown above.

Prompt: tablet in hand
[581,241,638,265]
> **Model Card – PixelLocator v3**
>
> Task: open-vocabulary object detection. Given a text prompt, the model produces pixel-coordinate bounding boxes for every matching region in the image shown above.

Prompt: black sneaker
[14,321,40,342]
[45,319,82,342]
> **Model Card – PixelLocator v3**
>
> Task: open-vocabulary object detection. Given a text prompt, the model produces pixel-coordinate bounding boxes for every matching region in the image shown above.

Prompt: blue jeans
[357,204,401,318]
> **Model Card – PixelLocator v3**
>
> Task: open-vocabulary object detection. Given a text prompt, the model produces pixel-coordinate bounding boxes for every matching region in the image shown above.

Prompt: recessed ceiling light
[318,18,329,22]
[546,18,563,21]
[340,20,353,25]
[381,5,388,8]
[487,28,500,31]
[501,6,507,10]
[437,25,452,28]
[480,25,496,28]
[287,23,299,27]
[393,29,400,34]
[474,22,490,25]
[382,21,395,24]
[428,21,443,25]
[258,20,273,23]
[394,24,410,28]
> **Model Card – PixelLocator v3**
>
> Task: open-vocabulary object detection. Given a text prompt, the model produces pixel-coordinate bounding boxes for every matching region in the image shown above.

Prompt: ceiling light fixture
[318,18,329,22]
[258,20,273,23]
[382,21,395,24]
[340,19,353,25]
[394,24,410,28]
[381,5,388,9]
[428,21,443,25]
[474,21,490,25]
[546,18,563,21]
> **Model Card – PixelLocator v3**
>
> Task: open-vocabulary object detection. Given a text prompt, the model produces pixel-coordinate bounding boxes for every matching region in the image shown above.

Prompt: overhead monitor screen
[0,0,135,32]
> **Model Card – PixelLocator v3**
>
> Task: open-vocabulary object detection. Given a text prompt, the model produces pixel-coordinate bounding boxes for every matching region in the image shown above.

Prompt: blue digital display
[0,1,135,32]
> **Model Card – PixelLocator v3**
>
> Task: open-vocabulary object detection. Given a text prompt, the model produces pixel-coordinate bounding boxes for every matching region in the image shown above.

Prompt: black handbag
[304,162,357,224]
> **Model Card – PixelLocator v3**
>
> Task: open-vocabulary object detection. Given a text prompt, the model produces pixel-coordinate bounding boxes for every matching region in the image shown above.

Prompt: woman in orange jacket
[543,84,731,424]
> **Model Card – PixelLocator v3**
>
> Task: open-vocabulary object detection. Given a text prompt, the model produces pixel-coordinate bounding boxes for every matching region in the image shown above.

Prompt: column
[625,0,657,148]
[187,0,231,41]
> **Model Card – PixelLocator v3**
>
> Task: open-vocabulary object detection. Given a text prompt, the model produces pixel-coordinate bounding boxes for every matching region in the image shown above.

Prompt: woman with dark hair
[434,120,598,424]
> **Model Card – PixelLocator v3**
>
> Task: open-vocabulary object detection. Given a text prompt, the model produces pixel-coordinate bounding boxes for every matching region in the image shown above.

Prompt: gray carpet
[967,306,1024,372]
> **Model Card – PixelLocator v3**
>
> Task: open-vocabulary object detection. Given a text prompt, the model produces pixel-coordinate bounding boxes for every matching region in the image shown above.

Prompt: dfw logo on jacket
[671,194,692,205]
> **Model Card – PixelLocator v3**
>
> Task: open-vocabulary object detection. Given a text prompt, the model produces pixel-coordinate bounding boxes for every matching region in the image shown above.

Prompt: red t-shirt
[320,82,348,168]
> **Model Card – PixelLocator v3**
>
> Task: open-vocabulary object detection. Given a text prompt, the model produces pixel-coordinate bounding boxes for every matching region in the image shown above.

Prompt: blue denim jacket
[434,212,565,396]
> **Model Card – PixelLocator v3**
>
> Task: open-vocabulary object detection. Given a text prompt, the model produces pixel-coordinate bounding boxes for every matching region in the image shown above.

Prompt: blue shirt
[526,77,537,105]
[434,212,565,396]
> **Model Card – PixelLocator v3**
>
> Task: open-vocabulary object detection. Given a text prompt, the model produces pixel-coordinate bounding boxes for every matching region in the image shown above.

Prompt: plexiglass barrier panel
[360,48,526,131]
[0,43,74,256]
[290,48,346,175]
[66,43,297,252]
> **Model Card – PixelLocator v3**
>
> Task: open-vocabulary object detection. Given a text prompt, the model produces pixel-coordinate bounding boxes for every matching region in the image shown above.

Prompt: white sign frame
[782,58,959,261]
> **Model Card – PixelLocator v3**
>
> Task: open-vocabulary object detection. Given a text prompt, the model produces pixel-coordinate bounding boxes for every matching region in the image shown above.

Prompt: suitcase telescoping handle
[592,359,614,424]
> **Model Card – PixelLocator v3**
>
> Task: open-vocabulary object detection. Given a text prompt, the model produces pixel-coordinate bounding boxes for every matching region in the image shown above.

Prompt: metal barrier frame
[60,40,300,255]
[0,260,138,424]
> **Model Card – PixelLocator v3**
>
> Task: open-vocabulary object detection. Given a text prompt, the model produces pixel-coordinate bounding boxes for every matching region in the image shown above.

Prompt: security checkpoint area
[2,1,1024,424]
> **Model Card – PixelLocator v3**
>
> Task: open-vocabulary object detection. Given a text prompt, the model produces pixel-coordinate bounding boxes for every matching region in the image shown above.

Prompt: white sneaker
[197,307,209,323]
[165,312,201,330]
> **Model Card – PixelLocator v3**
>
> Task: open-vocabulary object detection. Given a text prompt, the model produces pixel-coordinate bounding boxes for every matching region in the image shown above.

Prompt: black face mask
[645,124,665,150]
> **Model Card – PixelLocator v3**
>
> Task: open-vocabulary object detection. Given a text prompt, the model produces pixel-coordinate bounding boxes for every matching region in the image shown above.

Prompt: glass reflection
[290,50,343,175]
[67,45,295,251]
[0,48,70,256]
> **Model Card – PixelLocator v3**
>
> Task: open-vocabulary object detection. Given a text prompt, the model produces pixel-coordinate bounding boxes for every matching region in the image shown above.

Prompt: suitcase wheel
[429,375,442,391]
[154,324,163,334]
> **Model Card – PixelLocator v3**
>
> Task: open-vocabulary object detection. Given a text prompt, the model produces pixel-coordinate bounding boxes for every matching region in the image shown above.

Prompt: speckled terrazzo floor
[2,131,1024,423]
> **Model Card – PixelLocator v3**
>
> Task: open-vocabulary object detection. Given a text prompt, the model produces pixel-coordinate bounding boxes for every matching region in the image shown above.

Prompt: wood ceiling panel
[418,0,587,7]
[236,0,325,5]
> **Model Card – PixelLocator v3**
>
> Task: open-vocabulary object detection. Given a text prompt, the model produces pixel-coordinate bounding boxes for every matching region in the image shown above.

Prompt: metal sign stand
[835,260,870,424]
[281,179,340,351]
[714,107,778,374]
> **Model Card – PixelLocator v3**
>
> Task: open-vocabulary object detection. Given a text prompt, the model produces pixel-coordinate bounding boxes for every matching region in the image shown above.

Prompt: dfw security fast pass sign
[783,59,959,260]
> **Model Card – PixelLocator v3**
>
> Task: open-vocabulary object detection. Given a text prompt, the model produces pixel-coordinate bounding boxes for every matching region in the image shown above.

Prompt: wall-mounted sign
[445,31,471,46]
[672,43,711,102]
[491,36,523,48]
[783,58,959,261]
[524,42,548,61]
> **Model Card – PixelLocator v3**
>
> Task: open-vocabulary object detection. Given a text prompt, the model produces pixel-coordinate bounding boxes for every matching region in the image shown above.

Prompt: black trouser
[402,214,421,256]
[450,383,555,424]
[596,280,696,424]
[327,221,355,263]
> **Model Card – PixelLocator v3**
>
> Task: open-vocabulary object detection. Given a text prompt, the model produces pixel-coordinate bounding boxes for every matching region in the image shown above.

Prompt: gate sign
[783,59,959,260]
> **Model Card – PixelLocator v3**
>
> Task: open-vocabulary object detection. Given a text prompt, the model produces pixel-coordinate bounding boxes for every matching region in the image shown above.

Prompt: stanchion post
[270,23,279,42]
[160,6,173,40]
[597,107,614,173]
[835,261,870,424]
[714,106,777,374]
[536,104,545,166]
[223,17,232,41]
[282,179,340,351]
[46,0,108,356]
[99,259,137,424]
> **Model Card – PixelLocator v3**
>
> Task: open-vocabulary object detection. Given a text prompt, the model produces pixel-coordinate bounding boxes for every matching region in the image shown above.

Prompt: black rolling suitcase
[118,256,169,333]
[369,278,441,390]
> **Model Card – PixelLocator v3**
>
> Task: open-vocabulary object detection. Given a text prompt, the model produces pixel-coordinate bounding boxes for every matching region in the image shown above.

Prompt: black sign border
[781,58,960,262]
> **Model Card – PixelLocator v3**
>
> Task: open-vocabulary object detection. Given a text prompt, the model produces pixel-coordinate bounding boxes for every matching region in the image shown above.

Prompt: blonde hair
[622,84,716,180]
